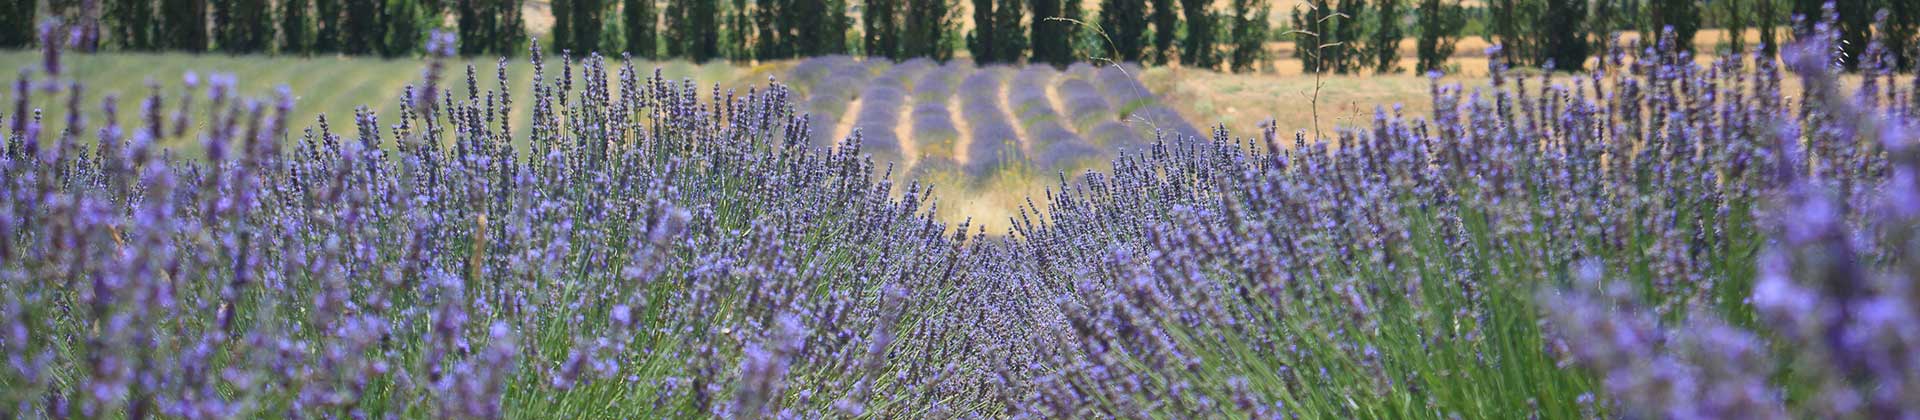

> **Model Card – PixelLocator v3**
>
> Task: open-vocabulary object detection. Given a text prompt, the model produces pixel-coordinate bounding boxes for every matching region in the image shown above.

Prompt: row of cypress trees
[4,0,525,57]
[0,0,1276,72]
[1293,0,1919,75]
[548,0,1273,72]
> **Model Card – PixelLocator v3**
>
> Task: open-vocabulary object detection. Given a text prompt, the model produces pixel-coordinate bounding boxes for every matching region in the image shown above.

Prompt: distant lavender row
[1090,63,1205,141]
[849,60,927,160]
[792,55,872,148]
[910,62,969,163]
[957,68,1022,177]
[1009,67,1105,169]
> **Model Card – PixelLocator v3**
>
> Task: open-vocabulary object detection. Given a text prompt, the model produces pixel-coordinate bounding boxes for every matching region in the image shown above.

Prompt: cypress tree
[865,0,901,58]
[342,0,381,55]
[1833,0,1868,70]
[0,0,28,48]
[1290,1,1324,72]
[626,0,658,57]
[1414,0,1462,72]
[1333,0,1364,73]
[381,0,424,57]
[754,0,781,59]
[110,0,157,50]
[728,0,750,60]
[988,0,1028,63]
[217,0,275,53]
[1647,0,1698,53]
[1537,0,1587,69]
[1889,0,1917,71]
[1179,0,1216,69]
[903,0,958,60]
[789,0,845,56]
[459,0,496,56]
[1150,0,1178,64]
[554,0,573,52]
[1098,0,1150,62]
[161,0,210,52]
[1757,0,1779,57]
[316,0,342,52]
[969,0,997,62]
[1367,0,1403,73]
[668,0,720,61]
[1722,0,1746,53]
[282,0,312,53]
[1489,0,1529,65]
[572,0,604,55]
[1030,0,1074,67]
[1227,0,1267,73]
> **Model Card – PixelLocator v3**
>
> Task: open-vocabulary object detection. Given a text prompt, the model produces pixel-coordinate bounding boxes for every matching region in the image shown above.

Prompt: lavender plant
[6,9,1920,419]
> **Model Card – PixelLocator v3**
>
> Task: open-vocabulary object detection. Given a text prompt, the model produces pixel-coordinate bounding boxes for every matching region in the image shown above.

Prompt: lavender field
[7,20,1920,419]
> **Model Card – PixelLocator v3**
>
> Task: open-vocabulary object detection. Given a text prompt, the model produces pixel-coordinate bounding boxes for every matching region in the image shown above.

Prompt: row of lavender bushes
[6,16,1920,420]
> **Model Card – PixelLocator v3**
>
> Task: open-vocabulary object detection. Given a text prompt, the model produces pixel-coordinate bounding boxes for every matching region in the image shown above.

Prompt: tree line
[1298,0,1919,74]
[2,0,1915,74]
[0,1,1277,72]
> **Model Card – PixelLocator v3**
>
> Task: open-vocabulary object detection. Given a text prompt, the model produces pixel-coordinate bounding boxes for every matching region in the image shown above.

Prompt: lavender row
[1090,62,1206,142]
[909,62,970,168]
[793,55,873,148]
[956,68,1022,178]
[848,60,928,161]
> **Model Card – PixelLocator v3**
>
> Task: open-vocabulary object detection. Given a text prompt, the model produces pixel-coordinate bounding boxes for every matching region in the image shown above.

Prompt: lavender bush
[7,11,1920,418]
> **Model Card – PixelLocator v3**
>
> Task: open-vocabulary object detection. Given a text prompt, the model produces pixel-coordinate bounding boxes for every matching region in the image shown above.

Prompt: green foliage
[109,0,158,50]
[1228,0,1268,73]
[667,0,721,62]
[626,0,658,58]
[1415,0,1462,72]
[382,0,426,57]
[1150,0,1179,64]
[460,0,526,56]
[820,0,854,55]
[342,0,382,55]
[754,0,785,59]
[970,0,1027,63]
[1757,0,1780,56]
[281,0,312,53]
[1834,0,1871,70]
[0,0,27,48]
[1179,0,1217,69]
[1720,0,1748,53]
[1364,0,1403,74]
[1334,0,1365,72]
[161,0,209,52]
[727,0,750,60]
[1099,0,1150,62]
[865,0,902,59]
[554,0,604,55]
[217,0,275,54]
[1030,0,1075,67]
[316,0,343,52]
[902,0,960,61]
[1890,0,1920,71]
[1538,0,1587,69]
